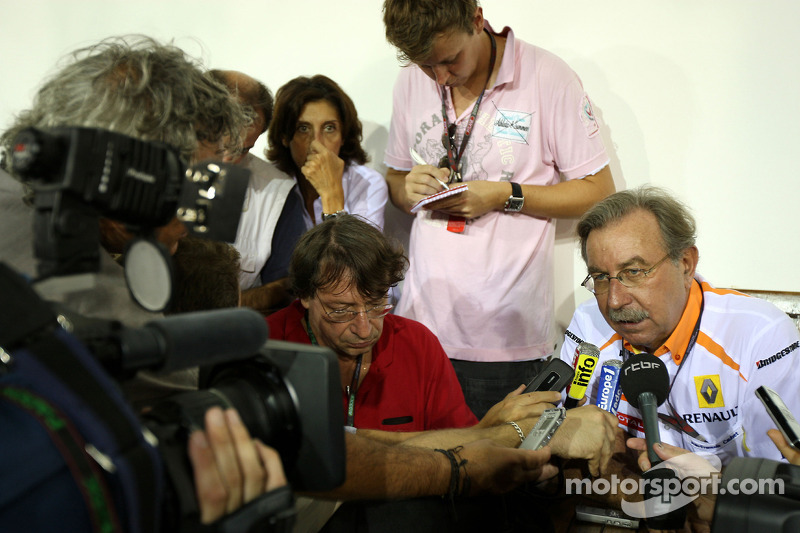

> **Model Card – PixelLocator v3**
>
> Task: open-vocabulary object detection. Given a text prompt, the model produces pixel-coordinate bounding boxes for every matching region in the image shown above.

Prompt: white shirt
[232,154,296,290]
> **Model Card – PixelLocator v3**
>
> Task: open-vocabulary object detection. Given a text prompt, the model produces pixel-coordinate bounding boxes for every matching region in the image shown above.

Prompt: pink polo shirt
[385,22,609,362]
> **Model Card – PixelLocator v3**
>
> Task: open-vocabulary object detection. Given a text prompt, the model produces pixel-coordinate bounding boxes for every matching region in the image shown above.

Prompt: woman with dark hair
[267,75,388,229]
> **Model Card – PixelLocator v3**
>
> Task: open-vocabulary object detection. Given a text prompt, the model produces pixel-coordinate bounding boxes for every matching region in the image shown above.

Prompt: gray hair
[1,35,248,167]
[577,186,697,263]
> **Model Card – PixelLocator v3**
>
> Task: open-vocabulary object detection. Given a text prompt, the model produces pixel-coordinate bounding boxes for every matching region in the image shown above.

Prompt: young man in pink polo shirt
[383,0,616,417]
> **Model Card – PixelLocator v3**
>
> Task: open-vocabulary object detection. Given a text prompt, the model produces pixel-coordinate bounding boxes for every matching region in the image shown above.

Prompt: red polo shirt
[267,300,478,431]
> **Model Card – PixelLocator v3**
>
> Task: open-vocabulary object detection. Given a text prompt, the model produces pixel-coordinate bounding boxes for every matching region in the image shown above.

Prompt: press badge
[492,109,532,144]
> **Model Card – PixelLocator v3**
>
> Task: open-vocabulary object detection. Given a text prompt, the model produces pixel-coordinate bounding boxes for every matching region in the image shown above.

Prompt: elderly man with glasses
[267,213,479,431]
[560,185,800,467]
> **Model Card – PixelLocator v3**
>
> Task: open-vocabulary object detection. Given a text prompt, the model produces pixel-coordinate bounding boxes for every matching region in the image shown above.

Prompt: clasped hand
[549,405,624,476]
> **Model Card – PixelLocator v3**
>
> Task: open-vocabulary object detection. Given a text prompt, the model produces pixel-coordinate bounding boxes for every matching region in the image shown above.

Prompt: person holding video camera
[0,35,289,531]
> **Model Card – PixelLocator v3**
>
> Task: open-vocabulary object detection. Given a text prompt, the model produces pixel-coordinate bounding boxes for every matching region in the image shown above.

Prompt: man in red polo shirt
[267,214,478,431]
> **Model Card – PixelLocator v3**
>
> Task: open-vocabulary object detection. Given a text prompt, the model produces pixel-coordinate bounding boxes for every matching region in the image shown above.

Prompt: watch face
[505,197,524,212]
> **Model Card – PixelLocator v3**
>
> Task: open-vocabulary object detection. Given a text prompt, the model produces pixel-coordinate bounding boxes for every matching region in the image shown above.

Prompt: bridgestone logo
[756,341,799,369]
[565,330,584,345]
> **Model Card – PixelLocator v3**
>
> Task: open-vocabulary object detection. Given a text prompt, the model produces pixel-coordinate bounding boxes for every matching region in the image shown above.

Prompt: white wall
[3,0,799,337]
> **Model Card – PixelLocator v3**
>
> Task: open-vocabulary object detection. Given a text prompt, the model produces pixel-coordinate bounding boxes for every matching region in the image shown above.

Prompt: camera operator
[0,35,287,530]
[0,35,252,405]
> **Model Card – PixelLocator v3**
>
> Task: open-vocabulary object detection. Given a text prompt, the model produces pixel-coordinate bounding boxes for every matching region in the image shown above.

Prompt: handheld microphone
[596,359,623,414]
[619,353,670,465]
[564,342,600,409]
[620,354,685,529]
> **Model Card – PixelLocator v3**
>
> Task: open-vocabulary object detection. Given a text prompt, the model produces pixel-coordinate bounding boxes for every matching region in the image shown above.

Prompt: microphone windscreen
[619,353,670,408]
[129,308,269,372]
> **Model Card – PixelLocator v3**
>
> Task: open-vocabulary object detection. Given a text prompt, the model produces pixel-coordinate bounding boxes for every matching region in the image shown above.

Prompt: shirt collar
[623,279,703,364]
[483,19,515,89]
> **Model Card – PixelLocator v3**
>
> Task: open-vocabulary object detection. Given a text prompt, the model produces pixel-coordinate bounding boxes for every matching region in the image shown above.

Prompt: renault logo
[694,375,725,408]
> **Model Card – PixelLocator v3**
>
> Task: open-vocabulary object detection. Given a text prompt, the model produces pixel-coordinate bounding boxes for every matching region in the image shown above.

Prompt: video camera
[0,127,346,532]
[711,456,800,532]
[10,126,249,311]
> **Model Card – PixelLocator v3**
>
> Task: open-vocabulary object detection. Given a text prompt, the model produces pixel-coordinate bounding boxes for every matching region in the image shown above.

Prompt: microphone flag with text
[596,359,623,414]
[564,342,600,409]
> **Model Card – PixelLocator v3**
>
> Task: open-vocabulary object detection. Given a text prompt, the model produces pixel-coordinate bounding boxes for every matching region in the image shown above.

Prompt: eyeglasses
[316,295,393,323]
[581,254,671,294]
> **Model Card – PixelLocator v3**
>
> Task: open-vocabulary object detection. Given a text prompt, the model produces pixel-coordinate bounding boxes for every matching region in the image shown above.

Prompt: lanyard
[622,282,706,441]
[304,310,362,427]
[439,28,497,182]
[345,355,363,427]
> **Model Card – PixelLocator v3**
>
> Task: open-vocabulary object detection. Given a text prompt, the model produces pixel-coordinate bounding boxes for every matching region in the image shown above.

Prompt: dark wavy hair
[170,237,241,313]
[290,215,407,302]
[266,75,368,176]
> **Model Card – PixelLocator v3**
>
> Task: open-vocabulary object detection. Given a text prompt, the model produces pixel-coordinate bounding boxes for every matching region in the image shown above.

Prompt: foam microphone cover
[619,353,670,408]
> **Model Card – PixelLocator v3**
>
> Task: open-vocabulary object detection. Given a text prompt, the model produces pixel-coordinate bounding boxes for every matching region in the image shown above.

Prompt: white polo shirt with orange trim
[561,275,800,464]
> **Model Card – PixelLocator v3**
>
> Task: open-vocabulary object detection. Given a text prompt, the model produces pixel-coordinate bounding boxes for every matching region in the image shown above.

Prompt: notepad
[410,184,468,214]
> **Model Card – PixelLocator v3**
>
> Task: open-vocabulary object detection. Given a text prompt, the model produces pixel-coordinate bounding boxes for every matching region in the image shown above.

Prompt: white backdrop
[3,0,799,337]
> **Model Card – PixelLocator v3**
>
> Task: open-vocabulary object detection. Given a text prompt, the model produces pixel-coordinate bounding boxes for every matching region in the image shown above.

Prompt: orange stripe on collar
[600,333,623,352]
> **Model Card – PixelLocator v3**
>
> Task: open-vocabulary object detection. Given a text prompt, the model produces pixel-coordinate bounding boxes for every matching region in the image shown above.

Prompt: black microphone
[619,353,670,465]
[110,308,269,374]
[620,353,687,529]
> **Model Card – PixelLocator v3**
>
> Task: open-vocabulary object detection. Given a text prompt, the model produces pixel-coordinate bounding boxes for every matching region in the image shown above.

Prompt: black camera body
[11,126,249,312]
[144,338,346,494]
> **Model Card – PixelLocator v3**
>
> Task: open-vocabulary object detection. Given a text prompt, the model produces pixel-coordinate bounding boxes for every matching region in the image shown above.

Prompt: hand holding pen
[409,148,450,190]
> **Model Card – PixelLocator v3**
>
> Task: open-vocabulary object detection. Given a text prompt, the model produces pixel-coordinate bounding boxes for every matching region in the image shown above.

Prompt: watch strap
[504,182,524,212]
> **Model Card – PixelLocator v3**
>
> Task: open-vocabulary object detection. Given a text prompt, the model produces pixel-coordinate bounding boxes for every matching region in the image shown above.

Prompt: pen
[409,148,449,190]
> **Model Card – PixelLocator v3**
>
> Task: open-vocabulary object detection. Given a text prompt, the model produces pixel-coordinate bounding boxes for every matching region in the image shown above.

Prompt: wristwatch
[503,182,524,212]
[322,209,347,221]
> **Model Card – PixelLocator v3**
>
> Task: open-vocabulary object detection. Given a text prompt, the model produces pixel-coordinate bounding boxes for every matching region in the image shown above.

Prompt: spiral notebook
[409,184,468,214]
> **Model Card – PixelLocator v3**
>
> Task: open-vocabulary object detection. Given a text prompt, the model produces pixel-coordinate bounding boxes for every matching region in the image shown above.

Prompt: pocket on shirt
[382,416,413,426]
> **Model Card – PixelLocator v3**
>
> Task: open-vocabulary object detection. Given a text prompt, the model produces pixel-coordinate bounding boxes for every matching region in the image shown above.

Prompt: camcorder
[11,126,249,312]
[0,127,345,533]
